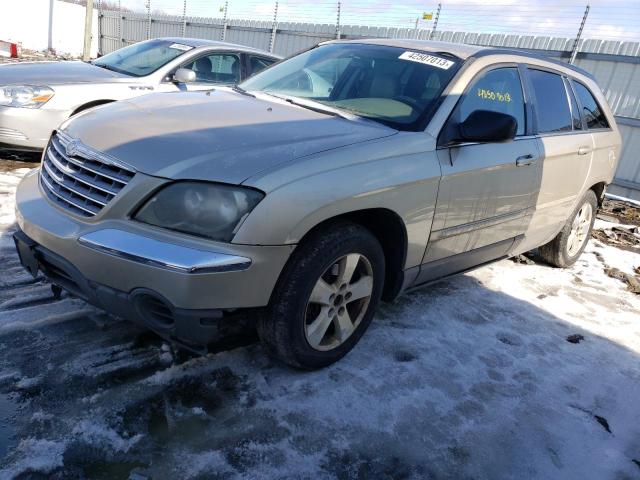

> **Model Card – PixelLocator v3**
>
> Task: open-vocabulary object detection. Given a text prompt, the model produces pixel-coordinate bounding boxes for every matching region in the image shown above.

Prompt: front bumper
[0,105,68,150]
[14,170,294,344]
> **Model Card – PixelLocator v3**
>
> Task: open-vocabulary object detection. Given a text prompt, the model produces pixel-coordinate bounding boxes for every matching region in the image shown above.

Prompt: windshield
[240,43,460,131]
[93,39,194,77]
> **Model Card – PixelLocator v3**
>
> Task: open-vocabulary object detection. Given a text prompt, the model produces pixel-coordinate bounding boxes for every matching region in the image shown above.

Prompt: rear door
[419,65,541,282]
[244,54,278,79]
[521,67,593,247]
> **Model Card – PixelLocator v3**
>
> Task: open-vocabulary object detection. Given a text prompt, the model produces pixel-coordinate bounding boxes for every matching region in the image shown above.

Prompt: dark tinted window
[249,56,276,75]
[574,81,610,129]
[566,78,583,130]
[457,67,525,136]
[529,69,572,133]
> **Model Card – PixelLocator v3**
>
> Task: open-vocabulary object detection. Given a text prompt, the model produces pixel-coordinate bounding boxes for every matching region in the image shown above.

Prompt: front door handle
[578,146,592,155]
[516,154,536,167]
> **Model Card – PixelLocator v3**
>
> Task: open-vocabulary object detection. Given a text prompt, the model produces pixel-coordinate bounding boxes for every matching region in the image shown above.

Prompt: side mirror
[173,68,196,84]
[456,110,517,143]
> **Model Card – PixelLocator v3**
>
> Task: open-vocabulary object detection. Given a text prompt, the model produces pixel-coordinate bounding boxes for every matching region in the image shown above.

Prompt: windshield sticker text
[169,43,193,51]
[398,51,455,70]
[477,88,512,102]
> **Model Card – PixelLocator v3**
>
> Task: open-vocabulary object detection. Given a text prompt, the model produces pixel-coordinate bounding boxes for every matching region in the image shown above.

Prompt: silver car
[0,38,280,151]
[14,39,621,369]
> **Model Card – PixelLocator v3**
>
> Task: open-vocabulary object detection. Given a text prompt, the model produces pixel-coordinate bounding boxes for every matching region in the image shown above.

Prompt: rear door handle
[578,146,592,155]
[516,154,536,167]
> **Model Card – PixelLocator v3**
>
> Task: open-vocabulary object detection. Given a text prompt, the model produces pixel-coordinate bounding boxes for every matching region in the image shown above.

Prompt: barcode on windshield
[398,51,455,70]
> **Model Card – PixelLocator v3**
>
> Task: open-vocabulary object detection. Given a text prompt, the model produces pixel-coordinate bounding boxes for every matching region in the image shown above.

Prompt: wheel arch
[589,181,607,207]
[290,208,408,302]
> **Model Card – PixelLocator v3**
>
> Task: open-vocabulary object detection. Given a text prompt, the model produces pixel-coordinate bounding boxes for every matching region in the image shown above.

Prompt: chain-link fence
[91,0,640,199]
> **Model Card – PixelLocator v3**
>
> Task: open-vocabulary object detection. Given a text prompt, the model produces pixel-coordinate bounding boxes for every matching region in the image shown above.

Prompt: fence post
[221,1,228,41]
[429,3,441,40]
[118,0,123,48]
[269,2,279,53]
[83,0,94,61]
[181,0,187,37]
[570,4,590,64]
[146,0,152,40]
[335,1,341,39]
[96,0,102,55]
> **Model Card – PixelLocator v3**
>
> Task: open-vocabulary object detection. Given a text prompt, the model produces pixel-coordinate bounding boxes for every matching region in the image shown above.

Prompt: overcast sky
[115,0,640,41]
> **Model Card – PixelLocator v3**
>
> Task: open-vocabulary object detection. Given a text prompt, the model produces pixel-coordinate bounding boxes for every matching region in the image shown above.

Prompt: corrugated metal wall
[99,10,640,200]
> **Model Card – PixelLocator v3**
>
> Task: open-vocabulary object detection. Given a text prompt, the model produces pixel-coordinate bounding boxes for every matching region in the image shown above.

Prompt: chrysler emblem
[65,140,79,158]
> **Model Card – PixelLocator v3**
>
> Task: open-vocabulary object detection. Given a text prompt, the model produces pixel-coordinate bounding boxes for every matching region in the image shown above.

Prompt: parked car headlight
[135,182,264,242]
[0,85,54,108]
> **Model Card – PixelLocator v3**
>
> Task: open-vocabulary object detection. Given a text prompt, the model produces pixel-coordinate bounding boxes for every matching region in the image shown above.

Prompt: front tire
[539,190,597,268]
[258,222,385,369]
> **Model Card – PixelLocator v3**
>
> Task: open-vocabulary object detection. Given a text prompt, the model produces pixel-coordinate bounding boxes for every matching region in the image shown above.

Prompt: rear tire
[539,190,597,268]
[258,222,385,369]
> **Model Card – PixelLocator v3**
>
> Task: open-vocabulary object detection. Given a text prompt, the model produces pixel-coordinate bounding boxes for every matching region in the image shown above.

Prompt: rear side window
[457,67,525,136]
[573,81,610,129]
[249,56,276,75]
[528,69,572,134]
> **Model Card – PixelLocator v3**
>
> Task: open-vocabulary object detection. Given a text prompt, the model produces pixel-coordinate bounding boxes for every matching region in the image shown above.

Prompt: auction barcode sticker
[169,43,194,51]
[398,51,455,70]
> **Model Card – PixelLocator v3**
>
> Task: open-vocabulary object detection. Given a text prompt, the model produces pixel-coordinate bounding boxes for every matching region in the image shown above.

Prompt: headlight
[134,182,264,242]
[0,85,54,108]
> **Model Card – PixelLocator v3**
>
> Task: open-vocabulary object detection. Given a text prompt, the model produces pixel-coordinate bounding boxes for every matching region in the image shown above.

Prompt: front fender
[233,135,442,269]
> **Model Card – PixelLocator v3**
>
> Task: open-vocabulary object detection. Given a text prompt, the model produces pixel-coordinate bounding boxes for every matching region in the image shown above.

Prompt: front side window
[93,39,194,77]
[573,81,610,129]
[240,43,461,131]
[528,69,572,134]
[456,67,525,136]
[182,54,240,84]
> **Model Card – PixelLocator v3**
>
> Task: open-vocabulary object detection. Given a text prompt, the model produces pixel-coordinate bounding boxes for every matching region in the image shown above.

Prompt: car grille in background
[40,132,135,217]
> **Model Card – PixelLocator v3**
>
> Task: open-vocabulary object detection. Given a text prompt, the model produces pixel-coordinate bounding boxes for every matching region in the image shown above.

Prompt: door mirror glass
[174,68,196,83]
[456,110,517,143]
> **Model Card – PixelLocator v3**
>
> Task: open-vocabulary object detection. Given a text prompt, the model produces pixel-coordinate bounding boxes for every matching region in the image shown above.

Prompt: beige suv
[14,39,621,369]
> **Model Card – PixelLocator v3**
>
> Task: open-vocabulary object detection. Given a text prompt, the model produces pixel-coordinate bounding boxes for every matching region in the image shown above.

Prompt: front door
[161,52,243,93]
[418,65,541,283]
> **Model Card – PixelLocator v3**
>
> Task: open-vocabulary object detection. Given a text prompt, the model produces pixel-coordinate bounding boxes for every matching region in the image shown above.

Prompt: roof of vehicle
[154,37,282,58]
[327,38,594,80]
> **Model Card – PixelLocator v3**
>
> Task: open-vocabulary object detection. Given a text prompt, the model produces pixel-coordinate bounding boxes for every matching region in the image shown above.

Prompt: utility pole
[570,4,590,64]
[48,0,54,53]
[414,17,419,39]
[335,2,341,39]
[83,0,94,61]
[429,3,441,41]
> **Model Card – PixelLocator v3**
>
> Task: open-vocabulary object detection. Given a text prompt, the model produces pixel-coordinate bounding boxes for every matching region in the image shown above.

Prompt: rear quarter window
[573,81,610,129]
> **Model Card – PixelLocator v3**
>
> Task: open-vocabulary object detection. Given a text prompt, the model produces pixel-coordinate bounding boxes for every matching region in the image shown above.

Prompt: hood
[0,61,129,85]
[63,89,396,185]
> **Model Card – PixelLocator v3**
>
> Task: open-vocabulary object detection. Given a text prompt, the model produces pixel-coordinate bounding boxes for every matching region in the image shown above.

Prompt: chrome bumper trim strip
[78,229,252,274]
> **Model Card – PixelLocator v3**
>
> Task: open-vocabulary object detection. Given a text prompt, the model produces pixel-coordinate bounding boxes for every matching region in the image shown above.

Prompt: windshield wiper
[232,85,255,98]
[261,92,356,121]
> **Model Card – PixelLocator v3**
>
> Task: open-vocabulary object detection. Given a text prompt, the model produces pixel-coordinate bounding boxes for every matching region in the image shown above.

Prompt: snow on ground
[0,162,639,479]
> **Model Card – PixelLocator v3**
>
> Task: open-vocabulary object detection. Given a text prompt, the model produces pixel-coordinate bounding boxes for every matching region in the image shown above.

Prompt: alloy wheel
[566,202,593,257]
[304,253,374,351]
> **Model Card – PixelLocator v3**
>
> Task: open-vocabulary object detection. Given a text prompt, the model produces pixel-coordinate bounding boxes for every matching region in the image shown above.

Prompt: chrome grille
[40,132,135,217]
